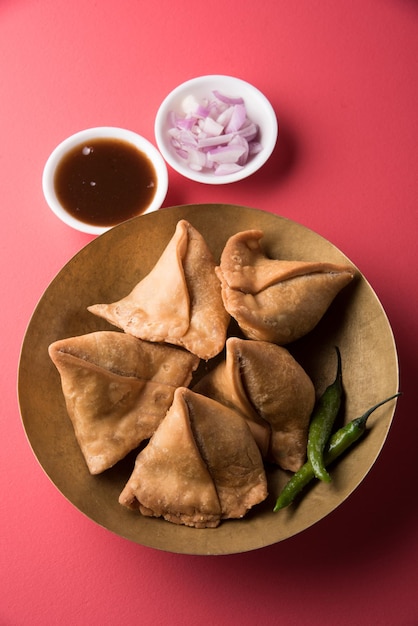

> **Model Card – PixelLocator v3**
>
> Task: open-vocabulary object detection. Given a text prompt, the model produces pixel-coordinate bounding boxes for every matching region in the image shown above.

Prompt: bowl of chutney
[42,127,169,235]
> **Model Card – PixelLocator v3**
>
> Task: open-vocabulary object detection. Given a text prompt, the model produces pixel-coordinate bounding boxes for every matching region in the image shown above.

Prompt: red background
[1,1,417,624]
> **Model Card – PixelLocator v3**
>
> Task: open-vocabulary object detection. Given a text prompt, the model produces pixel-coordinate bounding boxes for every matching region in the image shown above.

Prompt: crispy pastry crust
[48,331,199,474]
[88,220,230,360]
[119,387,222,528]
[119,387,268,527]
[216,229,355,344]
[194,337,315,471]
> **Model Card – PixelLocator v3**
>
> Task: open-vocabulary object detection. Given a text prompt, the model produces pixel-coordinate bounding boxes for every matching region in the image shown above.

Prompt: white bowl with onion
[154,75,278,184]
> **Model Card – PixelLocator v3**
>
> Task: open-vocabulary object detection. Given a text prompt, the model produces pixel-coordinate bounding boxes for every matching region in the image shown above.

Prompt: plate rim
[17,203,400,554]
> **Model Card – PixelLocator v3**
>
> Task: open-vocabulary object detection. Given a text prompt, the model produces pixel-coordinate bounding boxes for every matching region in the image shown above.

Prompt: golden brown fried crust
[216,229,355,344]
[88,220,230,360]
[49,331,199,474]
[119,387,268,527]
[194,337,315,472]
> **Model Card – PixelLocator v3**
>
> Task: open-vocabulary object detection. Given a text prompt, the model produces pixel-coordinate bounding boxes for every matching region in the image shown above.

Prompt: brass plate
[18,204,399,554]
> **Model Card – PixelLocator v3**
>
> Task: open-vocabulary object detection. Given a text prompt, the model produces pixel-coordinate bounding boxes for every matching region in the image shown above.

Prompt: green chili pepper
[307,347,343,483]
[273,392,401,512]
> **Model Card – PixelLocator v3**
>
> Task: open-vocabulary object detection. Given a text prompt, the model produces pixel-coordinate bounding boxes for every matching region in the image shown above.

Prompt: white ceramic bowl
[154,75,278,184]
[42,127,169,235]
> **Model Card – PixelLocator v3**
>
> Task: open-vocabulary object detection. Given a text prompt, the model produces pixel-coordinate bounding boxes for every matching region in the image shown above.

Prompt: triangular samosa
[119,387,267,527]
[88,220,230,360]
[48,331,199,474]
[119,386,222,528]
[216,229,355,344]
[194,337,315,471]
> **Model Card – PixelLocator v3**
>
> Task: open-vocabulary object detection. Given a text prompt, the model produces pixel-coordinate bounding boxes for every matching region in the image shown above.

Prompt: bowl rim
[42,126,169,235]
[154,74,278,185]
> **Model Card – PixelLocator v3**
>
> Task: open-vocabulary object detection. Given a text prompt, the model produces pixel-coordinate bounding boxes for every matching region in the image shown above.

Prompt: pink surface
[1,1,417,624]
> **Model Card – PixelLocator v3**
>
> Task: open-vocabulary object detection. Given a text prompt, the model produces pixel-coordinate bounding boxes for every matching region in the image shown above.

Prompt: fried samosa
[182,388,268,520]
[119,387,222,528]
[193,338,271,458]
[88,220,230,360]
[48,331,199,475]
[194,337,315,471]
[216,229,355,344]
[119,387,268,527]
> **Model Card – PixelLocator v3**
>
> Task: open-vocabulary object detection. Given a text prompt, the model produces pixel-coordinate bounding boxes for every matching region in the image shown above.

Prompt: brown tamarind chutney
[54,138,157,227]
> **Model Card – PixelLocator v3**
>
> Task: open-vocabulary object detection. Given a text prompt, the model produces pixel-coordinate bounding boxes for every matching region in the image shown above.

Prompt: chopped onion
[212,90,244,105]
[207,143,248,165]
[201,116,224,137]
[196,133,235,148]
[214,163,244,175]
[224,104,247,133]
[167,89,261,176]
